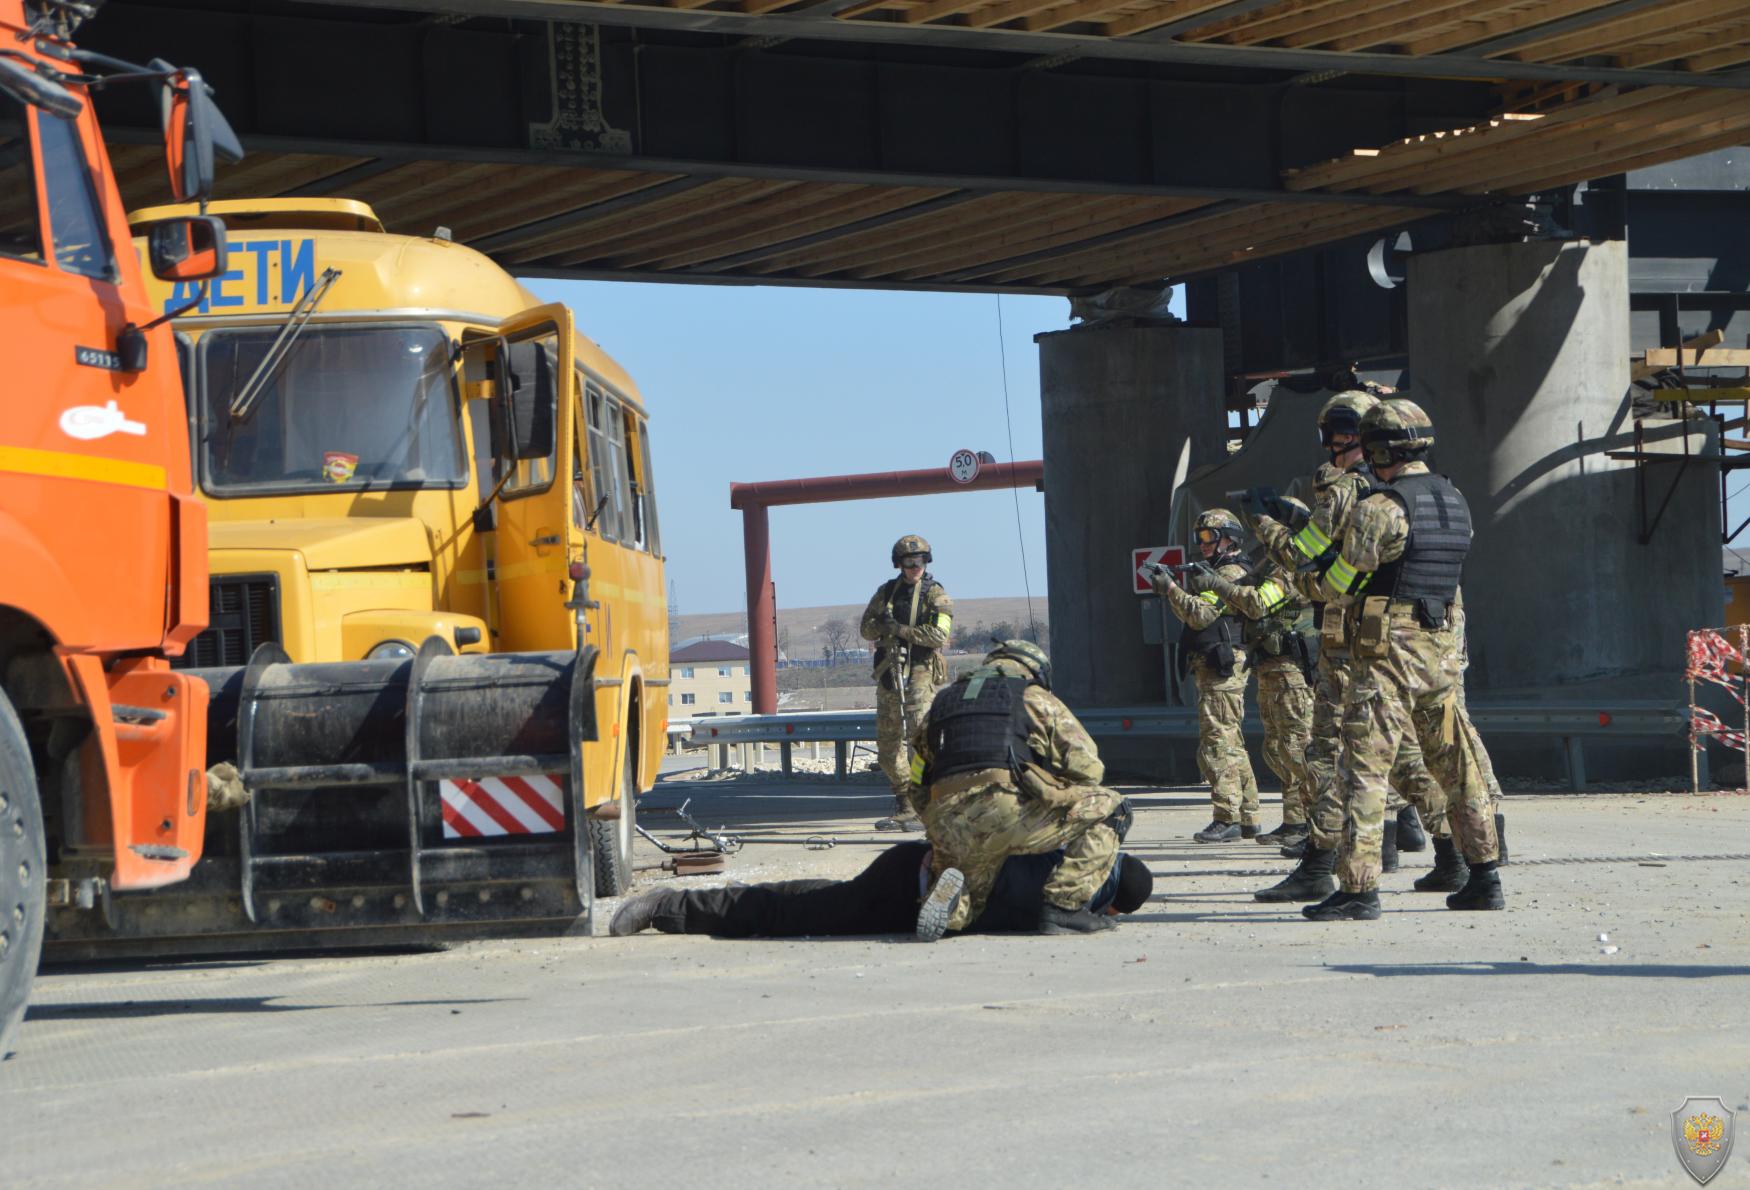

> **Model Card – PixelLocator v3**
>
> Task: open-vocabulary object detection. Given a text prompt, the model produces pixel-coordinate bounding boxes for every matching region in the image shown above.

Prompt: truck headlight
[367,640,416,661]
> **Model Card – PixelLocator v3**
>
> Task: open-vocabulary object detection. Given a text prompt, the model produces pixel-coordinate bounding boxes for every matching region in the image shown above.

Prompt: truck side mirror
[497,340,556,462]
[152,63,243,204]
[147,215,227,282]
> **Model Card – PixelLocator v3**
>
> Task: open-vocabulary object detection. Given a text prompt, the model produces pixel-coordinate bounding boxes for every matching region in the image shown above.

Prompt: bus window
[499,333,558,499]
[626,413,660,555]
[470,397,497,505]
[638,415,662,557]
[586,384,621,541]
[606,401,635,548]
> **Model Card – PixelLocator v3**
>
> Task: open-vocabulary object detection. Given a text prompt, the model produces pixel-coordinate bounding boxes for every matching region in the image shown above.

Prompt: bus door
[462,305,575,653]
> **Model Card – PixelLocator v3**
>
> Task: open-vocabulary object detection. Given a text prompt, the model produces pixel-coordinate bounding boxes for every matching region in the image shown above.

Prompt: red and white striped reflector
[439,774,566,839]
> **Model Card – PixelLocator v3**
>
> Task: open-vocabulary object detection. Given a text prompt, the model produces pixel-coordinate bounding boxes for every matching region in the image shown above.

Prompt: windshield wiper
[228,266,341,423]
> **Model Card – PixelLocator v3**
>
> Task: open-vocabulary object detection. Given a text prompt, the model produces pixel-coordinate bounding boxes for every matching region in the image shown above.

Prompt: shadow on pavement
[1326,961,1750,979]
[26,996,517,1021]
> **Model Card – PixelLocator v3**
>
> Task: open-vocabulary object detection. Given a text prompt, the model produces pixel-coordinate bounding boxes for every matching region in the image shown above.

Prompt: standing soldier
[1147,509,1261,842]
[860,535,953,831]
[1248,392,1447,903]
[1181,557,1316,848]
[1299,398,1504,920]
[909,640,1126,940]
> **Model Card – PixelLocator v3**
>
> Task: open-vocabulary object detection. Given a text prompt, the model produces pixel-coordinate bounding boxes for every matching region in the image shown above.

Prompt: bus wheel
[589,744,637,898]
[0,690,45,1058]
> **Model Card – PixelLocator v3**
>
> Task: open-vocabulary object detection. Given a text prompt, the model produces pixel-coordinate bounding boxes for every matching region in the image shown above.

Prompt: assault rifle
[1226,485,1294,525]
[1141,559,1216,584]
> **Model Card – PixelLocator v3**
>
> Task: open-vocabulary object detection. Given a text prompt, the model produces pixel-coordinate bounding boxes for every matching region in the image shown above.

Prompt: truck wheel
[589,743,637,898]
[0,691,45,1059]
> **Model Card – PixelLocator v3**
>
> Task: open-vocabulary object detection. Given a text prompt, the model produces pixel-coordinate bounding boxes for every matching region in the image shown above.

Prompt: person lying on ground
[608,840,1153,939]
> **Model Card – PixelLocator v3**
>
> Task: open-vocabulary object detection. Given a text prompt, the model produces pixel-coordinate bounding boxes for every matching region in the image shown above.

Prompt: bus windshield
[198,324,467,494]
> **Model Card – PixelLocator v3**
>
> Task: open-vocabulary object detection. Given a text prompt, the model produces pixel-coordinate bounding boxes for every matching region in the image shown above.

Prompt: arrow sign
[1132,544,1186,594]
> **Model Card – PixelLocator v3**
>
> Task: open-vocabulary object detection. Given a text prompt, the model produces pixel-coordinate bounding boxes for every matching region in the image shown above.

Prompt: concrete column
[1038,324,1227,706]
[1408,239,1721,697]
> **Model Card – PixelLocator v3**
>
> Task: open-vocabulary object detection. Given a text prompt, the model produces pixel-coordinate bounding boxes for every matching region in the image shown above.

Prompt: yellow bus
[130,198,667,893]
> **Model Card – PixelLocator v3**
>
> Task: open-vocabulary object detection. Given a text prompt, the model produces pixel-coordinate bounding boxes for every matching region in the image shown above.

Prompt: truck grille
[174,574,282,668]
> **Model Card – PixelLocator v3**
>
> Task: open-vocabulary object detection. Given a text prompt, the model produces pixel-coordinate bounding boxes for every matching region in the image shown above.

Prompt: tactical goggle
[1194,528,1224,545]
[899,555,926,569]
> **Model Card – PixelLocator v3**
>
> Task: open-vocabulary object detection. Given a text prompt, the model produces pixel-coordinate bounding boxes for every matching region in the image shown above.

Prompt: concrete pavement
[4,779,1748,1188]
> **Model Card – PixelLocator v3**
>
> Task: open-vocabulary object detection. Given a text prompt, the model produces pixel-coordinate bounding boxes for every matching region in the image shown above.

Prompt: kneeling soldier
[910,640,1125,941]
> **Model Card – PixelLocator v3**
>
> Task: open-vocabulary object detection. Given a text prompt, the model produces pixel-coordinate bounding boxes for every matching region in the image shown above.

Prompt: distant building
[669,638,753,716]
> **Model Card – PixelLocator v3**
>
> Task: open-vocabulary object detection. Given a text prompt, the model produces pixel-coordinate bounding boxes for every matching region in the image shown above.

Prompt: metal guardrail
[685,700,1692,789]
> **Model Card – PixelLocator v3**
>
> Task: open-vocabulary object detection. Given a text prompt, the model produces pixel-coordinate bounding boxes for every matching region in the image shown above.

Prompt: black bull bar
[45,637,601,959]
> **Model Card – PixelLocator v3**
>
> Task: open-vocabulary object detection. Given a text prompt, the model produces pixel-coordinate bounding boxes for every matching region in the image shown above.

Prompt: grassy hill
[674,596,1047,660]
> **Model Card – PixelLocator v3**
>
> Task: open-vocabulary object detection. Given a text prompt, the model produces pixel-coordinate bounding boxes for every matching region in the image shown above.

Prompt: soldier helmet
[891,534,932,567]
[1317,390,1380,446]
[1193,508,1244,549]
[1359,398,1435,465]
[984,638,1052,690]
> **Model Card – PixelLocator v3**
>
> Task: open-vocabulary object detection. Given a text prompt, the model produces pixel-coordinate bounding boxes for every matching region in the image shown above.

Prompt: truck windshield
[198,325,467,494]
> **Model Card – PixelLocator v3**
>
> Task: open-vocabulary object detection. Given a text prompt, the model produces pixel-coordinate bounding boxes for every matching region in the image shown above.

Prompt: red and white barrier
[1686,626,1750,792]
[440,775,566,839]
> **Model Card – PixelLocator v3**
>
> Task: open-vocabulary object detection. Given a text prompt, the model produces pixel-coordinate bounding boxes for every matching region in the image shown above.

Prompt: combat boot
[1280,834,1308,859]
[1413,836,1469,892]
[1254,845,1336,902]
[1396,804,1427,852]
[1302,889,1382,921]
[1193,819,1241,843]
[1445,862,1504,911]
[1241,823,1262,840]
[1382,819,1400,873]
[875,796,923,832]
[609,888,684,936]
[1495,811,1509,865]
[916,867,965,942]
[1256,822,1300,846]
[1038,903,1116,935]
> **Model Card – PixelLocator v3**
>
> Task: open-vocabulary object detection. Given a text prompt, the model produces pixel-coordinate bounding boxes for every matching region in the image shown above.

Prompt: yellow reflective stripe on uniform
[934,613,951,632]
[1196,590,1227,613]
[909,753,926,785]
[1256,580,1288,613]
[1291,521,1332,559]
[1325,556,1369,595]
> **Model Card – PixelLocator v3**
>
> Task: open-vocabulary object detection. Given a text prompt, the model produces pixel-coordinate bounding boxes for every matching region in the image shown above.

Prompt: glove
[876,612,901,634]
[1142,562,1177,589]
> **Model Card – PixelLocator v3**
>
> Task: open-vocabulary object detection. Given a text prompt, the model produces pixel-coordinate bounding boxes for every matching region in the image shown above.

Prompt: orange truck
[0,0,241,1050]
[5,9,620,1050]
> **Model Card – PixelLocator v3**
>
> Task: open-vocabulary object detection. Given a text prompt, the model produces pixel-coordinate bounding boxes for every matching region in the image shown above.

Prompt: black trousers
[657,842,929,938]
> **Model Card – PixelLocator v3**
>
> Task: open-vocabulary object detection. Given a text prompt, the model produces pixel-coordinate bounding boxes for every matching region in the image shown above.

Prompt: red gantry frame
[731,460,1044,714]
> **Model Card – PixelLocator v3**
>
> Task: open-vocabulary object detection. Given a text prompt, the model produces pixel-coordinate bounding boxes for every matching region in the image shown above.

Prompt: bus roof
[129,199,644,407]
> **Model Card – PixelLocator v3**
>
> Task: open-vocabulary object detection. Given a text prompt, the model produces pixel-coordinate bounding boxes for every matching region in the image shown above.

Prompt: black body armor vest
[925,672,1035,782]
[1369,471,1471,628]
[1177,553,1245,675]
[872,577,939,686]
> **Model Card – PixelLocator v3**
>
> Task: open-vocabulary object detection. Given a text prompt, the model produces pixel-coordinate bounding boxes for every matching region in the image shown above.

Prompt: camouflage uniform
[860,569,953,810]
[1194,562,1315,826]
[1155,559,1259,828]
[1256,461,1446,851]
[1321,459,1500,893]
[911,661,1121,932]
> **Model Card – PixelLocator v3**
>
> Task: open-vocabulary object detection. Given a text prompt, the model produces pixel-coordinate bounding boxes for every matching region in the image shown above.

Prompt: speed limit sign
[948,449,980,485]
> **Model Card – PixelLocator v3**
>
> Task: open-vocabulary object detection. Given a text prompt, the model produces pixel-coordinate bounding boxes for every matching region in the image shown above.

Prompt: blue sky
[522,279,1072,615]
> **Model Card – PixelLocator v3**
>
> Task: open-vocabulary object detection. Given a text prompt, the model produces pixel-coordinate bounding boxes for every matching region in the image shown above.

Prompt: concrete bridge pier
[1037,324,1228,711]
[1408,239,1722,779]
